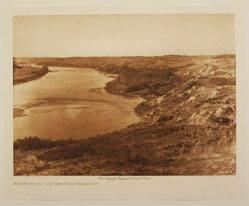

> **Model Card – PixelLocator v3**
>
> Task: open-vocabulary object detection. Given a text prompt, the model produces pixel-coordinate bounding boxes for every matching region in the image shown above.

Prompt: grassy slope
[14,55,236,175]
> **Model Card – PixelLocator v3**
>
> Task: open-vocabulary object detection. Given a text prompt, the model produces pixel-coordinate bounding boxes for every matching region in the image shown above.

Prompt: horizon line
[14,53,236,58]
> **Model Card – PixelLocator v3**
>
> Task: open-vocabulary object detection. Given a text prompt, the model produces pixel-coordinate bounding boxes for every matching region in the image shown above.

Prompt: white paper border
[0,1,249,205]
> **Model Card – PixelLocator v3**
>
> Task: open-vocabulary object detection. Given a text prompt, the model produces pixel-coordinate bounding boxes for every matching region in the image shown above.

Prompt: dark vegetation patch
[105,67,176,96]
[14,137,75,151]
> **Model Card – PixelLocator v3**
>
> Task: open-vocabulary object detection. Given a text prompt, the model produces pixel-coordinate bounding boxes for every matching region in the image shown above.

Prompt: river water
[13,66,142,140]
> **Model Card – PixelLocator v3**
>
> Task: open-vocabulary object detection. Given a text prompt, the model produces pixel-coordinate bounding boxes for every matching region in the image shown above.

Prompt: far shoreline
[13,65,49,85]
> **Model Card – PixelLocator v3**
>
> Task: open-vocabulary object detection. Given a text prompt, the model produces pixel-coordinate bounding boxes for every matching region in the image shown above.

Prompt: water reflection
[13,67,142,140]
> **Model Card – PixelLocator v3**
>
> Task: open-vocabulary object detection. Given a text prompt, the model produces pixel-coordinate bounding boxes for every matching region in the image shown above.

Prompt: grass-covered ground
[14,54,236,175]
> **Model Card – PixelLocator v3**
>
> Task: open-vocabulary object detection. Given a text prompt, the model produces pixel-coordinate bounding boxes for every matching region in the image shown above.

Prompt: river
[13,66,143,140]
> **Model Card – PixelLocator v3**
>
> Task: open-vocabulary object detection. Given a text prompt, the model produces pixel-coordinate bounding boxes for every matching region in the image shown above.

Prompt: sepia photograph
[13,14,236,176]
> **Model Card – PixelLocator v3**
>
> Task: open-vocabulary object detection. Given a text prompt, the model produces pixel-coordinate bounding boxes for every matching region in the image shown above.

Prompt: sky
[13,14,235,57]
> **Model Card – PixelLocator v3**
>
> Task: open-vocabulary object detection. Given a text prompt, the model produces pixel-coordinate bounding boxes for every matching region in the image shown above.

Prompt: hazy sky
[13,14,235,57]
